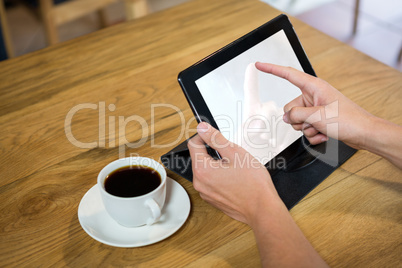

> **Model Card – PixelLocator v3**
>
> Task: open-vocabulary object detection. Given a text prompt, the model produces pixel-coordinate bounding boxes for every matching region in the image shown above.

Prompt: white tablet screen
[195,30,302,164]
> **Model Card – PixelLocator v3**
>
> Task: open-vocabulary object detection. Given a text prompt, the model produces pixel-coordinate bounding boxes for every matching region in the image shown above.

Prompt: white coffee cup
[97,157,167,227]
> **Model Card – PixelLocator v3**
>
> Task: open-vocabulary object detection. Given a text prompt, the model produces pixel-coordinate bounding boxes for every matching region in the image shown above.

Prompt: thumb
[197,122,234,156]
[284,106,325,127]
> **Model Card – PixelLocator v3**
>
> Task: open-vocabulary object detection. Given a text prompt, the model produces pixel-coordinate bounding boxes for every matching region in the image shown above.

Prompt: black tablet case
[161,137,356,209]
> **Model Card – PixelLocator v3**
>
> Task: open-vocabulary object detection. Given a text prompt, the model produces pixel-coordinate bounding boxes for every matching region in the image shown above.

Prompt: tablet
[178,14,316,169]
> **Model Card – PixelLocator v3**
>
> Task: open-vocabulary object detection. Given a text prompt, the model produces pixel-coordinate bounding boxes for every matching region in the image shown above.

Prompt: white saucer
[78,177,190,247]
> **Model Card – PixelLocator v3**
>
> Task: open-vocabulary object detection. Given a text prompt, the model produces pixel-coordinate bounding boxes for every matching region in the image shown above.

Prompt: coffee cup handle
[145,199,161,225]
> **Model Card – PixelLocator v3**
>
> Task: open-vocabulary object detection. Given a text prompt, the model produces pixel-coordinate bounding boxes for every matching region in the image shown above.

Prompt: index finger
[255,62,316,96]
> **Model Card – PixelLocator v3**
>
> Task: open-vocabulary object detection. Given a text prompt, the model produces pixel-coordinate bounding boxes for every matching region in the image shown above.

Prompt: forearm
[362,116,402,169]
[250,198,328,268]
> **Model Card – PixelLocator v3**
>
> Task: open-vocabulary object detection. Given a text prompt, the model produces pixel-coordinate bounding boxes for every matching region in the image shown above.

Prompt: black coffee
[104,165,161,197]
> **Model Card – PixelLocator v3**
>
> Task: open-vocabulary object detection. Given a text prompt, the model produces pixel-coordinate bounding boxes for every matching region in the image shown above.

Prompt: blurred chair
[124,0,148,20]
[0,0,14,60]
[39,0,149,45]
[352,0,360,35]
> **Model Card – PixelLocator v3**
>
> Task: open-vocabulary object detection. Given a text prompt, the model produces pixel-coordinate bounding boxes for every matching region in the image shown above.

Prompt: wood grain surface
[0,0,401,267]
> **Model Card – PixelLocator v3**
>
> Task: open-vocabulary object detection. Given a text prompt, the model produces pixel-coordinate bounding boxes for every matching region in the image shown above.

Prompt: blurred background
[1,0,401,71]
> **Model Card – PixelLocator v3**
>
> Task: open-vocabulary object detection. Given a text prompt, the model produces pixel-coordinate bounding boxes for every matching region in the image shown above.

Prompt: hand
[187,122,329,267]
[187,122,284,225]
[255,62,374,149]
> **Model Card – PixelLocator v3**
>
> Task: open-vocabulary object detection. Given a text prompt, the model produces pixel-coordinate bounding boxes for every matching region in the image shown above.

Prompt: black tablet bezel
[178,14,318,172]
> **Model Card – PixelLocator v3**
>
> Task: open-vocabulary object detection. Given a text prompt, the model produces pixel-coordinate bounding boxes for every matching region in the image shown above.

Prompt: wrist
[248,192,288,230]
[248,192,329,267]
[360,116,402,168]
[361,116,390,152]
[356,113,379,151]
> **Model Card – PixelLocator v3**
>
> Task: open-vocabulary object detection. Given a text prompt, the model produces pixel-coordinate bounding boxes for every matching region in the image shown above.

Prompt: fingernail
[197,122,210,133]
[321,136,329,142]
[283,112,289,123]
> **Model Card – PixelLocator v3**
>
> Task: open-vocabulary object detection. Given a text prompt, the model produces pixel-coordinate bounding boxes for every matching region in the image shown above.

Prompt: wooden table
[1,0,401,266]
